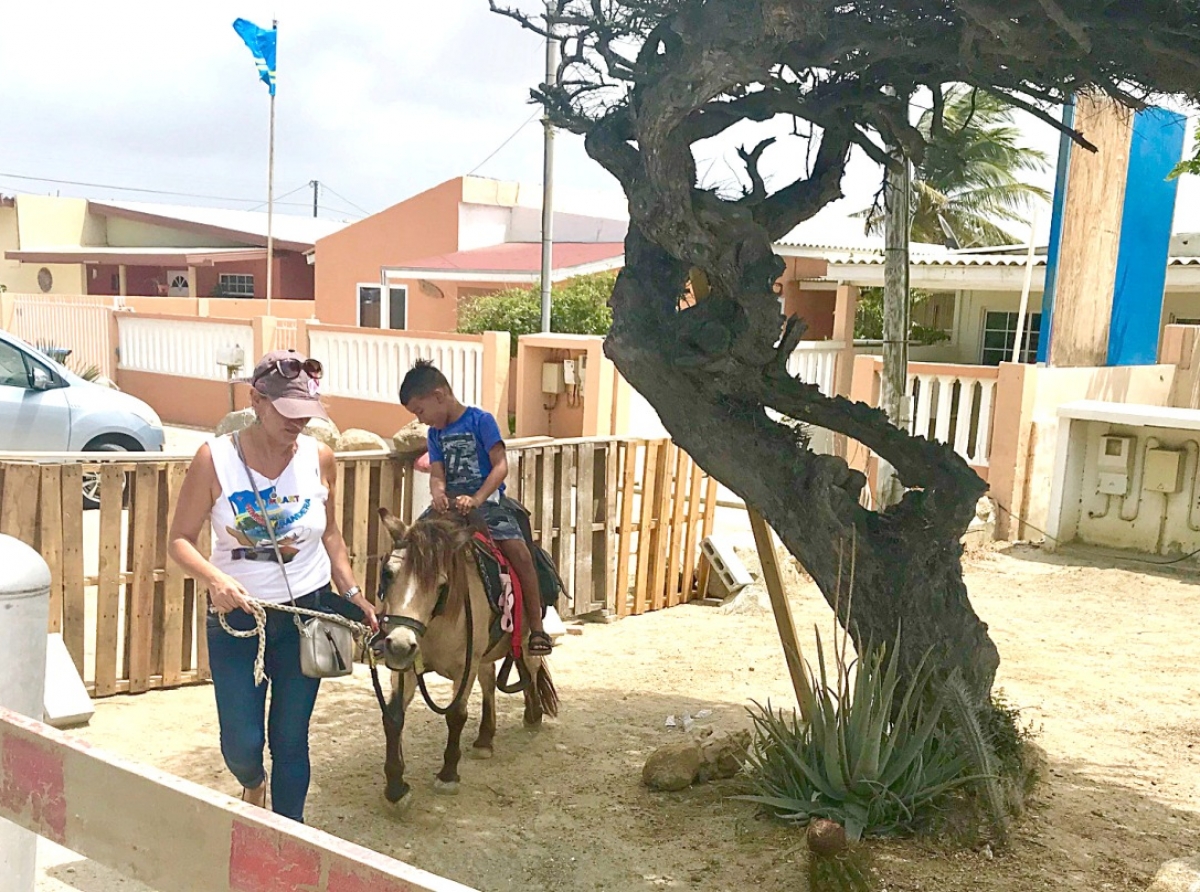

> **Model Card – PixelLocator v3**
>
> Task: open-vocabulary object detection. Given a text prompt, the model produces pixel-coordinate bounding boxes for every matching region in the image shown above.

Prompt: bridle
[369,548,474,718]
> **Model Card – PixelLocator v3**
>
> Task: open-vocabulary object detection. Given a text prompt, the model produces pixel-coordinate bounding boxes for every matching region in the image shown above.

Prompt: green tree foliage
[456,272,616,355]
[854,288,951,344]
[860,87,1049,248]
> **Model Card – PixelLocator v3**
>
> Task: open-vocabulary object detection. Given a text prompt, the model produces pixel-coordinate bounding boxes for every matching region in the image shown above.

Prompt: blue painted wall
[1107,108,1187,366]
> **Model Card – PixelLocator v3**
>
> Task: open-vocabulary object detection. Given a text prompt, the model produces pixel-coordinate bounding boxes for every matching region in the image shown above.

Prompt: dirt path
[37,545,1200,891]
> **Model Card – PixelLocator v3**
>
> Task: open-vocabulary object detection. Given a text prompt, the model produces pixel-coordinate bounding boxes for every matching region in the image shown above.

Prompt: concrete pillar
[480,331,512,435]
[186,266,199,300]
[117,264,127,297]
[0,535,51,892]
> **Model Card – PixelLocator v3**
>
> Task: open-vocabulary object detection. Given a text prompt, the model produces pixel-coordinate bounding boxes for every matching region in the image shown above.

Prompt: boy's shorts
[420,498,523,542]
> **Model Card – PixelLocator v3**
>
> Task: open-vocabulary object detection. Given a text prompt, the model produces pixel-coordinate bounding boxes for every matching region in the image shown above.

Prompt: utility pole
[310,180,319,218]
[878,136,912,509]
[539,3,559,333]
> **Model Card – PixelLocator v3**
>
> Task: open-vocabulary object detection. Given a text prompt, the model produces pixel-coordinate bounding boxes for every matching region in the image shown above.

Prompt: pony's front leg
[434,671,475,794]
[384,670,416,810]
[472,663,497,759]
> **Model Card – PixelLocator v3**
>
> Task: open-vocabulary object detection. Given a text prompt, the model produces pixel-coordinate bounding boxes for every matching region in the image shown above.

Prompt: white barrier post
[0,535,51,892]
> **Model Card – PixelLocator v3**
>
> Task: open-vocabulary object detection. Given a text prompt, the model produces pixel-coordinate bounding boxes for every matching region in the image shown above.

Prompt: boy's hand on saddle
[432,492,451,512]
[455,494,481,515]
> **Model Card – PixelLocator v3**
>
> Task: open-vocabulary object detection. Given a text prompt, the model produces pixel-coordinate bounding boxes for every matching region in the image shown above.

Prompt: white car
[0,329,165,507]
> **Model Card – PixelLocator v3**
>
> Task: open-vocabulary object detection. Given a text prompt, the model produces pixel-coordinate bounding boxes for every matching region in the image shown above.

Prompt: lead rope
[217,598,372,687]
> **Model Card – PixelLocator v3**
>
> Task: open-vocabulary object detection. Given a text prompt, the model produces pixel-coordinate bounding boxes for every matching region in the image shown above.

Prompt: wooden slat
[402,461,416,524]
[539,448,555,554]
[335,460,348,531]
[94,465,125,697]
[150,466,169,676]
[128,464,160,694]
[574,442,596,615]
[632,441,659,616]
[0,464,40,543]
[681,458,704,603]
[161,463,188,687]
[40,466,64,633]
[365,463,384,604]
[351,460,372,587]
[195,518,212,681]
[602,443,619,613]
[556,445,575,614]
[649,442,673,611]
[615,441,638,617]
[521,449,538,517]
[87,670,206,699]
[60,464,86,675]
[665,449,689,608]
[701,474,719,540]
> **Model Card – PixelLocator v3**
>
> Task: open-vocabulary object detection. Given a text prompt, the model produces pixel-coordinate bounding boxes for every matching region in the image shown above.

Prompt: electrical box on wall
[563,359,577,386]
[1143,448,1184,493]
[1097,435,1135,496]
[542,362,565,395]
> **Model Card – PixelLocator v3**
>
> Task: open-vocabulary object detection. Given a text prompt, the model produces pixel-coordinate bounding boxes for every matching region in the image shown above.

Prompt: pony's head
[376,509,477,671]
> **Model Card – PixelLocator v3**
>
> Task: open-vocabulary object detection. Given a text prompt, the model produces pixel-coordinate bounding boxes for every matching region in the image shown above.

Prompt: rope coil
[217,598,372,686]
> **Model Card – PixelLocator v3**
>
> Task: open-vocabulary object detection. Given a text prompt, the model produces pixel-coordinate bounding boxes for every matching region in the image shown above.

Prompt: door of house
[167,270,190,297]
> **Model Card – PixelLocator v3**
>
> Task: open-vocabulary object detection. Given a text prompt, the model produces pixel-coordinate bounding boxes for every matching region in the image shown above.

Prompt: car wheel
[82,441,137,511]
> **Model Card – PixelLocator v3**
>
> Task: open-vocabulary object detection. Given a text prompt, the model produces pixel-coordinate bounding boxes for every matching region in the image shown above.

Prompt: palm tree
[860,88,1050,248]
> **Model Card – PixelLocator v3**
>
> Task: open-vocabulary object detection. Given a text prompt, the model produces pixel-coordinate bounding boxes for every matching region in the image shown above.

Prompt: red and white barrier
[0,707,478,892]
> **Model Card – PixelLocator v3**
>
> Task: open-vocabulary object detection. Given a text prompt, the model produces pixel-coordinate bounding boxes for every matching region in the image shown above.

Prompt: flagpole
[265,20,277,317]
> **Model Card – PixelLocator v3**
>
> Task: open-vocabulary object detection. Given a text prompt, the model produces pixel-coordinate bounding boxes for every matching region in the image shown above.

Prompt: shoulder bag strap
[233,432,303,626]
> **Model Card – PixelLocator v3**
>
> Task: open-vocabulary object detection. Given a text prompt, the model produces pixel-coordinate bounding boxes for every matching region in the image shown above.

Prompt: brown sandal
[241,779,267,808]
[528,630,553,656]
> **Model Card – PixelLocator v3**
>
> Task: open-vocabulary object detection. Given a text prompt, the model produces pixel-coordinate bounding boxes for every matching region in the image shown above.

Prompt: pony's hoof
[470,746,494,760]
[385,789,413,815]
[433,779,460,796]
[523,717,544,732]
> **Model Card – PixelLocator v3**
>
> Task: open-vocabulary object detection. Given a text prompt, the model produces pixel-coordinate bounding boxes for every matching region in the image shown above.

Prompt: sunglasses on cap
[255,357,323,382]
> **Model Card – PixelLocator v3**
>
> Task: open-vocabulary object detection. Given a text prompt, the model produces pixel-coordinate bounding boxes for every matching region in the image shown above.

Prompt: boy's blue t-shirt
[427,407,505,498]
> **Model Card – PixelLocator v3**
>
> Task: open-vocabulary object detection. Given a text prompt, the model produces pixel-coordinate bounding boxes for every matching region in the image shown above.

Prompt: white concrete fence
[118,315,255,381]
[907,366,997,468]
[788,340,843,398]
[309,326,485,408]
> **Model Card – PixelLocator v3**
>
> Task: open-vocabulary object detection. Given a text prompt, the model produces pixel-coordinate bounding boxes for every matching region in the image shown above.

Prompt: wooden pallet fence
[0,437,718,698]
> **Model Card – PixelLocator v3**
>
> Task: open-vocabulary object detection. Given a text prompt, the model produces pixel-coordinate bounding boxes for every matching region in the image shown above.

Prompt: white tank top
[208,434,332,603]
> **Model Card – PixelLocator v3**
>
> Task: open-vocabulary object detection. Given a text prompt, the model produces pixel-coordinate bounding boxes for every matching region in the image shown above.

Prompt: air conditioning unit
[700,536,753,598]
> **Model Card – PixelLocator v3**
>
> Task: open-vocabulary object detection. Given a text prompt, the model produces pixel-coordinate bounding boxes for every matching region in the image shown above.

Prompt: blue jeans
[206,587,361,823]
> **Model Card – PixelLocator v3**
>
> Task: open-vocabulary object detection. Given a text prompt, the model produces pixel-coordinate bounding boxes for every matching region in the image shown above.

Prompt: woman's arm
[167,443,252,614]
[319,445,378,628]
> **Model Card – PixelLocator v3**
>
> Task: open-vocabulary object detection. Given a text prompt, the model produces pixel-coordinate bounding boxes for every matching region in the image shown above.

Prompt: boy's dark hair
[399,359,451,404]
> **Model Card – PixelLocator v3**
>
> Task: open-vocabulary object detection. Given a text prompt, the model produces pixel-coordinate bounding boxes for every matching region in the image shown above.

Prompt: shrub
[739,631,972,842]
[457,272,616,355]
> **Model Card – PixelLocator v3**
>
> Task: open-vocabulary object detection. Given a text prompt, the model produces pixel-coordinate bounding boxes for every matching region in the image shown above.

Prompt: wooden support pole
[748,509,813,719]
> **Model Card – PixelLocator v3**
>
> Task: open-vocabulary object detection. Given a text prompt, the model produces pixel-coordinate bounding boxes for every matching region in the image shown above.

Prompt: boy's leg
[498,537,551,651]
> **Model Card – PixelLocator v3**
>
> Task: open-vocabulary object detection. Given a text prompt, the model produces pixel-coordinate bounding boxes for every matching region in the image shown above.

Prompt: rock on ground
[695,728,751,782]
[642,740,702,792]
[336,428,389,452]
[302,417,340,449]
[1146,855,1200,891]
[215,409,255,437]
[393,421,430,455]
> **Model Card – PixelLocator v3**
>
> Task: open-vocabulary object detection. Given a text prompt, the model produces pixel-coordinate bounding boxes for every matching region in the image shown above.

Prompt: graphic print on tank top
[226,485,315,564]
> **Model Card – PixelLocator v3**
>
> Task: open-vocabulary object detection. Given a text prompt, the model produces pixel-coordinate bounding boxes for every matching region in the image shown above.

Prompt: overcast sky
[1,1,1197,241]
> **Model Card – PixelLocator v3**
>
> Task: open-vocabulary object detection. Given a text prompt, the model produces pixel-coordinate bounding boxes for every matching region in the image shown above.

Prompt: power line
[246,182,313,212]
[316,183,372,217]
[469,110,541,176]
[0,170,279,205]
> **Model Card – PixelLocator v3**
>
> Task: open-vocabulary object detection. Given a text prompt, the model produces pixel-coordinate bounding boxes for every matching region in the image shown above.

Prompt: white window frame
[357,282,407,330]
[218,273,255,297]
[980,309,1041,365]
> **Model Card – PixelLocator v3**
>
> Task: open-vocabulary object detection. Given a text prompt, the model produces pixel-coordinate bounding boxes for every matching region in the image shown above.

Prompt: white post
[265,86,277,318]
[539,4,559,334]
[1011,208,1040,365]
[0,535,51,892]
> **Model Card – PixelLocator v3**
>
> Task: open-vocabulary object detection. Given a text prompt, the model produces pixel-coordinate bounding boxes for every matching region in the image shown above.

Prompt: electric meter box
[1096,435,1135,496]
[541,362,566,395]
[1143,448,1184,493]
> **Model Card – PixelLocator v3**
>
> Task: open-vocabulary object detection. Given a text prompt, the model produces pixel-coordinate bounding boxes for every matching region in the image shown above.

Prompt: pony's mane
[399,514,479,608]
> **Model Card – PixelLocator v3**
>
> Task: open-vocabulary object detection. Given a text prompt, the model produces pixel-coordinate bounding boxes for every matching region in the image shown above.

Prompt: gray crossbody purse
[234,432,354,679]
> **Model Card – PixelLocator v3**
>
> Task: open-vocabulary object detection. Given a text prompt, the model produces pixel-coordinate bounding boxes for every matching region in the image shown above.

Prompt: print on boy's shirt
[225,486,313,564]
[439,431,488,496]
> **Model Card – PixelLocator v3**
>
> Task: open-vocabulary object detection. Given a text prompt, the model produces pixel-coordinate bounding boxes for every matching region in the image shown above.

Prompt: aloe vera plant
[739,630,972,841]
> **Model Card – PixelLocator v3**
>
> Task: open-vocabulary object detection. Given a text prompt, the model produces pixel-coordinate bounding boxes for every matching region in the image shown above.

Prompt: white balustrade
[901,366,997,467]
[9,294,121,377]
[787,341,843,397]
[117,316,254,381]
[308,328,484,406]
[272,319,299,352]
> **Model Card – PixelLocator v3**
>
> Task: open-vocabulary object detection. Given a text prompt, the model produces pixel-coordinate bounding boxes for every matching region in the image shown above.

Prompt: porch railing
[788,340,844,397]
[117,315,255,381]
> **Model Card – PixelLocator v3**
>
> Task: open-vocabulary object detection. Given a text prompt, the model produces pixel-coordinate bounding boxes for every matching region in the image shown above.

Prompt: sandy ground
[32,542,1200,892]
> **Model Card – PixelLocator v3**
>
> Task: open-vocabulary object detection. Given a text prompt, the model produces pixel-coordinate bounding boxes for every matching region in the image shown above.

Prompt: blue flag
[233,18,277,96]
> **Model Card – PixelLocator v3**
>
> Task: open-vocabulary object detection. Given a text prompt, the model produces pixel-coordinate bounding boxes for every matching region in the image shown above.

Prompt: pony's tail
[536,663,559,718]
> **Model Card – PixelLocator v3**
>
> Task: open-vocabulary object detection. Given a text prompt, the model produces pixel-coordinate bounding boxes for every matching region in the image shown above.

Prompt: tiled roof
[396,242,625,274]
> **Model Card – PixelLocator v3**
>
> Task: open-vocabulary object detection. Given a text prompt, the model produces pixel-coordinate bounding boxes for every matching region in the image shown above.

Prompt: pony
[374,509,558,808]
